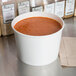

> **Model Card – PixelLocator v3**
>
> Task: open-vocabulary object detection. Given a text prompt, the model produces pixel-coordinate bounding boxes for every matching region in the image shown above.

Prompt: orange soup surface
[14,17,62,36]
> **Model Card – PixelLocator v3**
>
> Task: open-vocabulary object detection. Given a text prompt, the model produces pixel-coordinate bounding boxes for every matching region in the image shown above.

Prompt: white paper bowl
[11,12,64,66]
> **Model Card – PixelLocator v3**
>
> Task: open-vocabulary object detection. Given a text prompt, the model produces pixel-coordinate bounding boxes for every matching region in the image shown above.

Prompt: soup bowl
[11,12,64,66]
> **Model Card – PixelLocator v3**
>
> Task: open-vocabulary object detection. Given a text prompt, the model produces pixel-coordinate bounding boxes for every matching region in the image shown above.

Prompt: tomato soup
[14,17,62,36]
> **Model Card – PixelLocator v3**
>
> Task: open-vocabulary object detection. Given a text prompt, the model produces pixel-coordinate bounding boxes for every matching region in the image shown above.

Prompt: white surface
[30,0,35,7]
[11,12,64,66]
[2,0,7,2]
[44,3,55,14]
[18,1,30,15]
[2,4,15,24]
[65,0,75,15]
[32,6,43,12]
[55,1,65,17]
[43,0,48,5]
